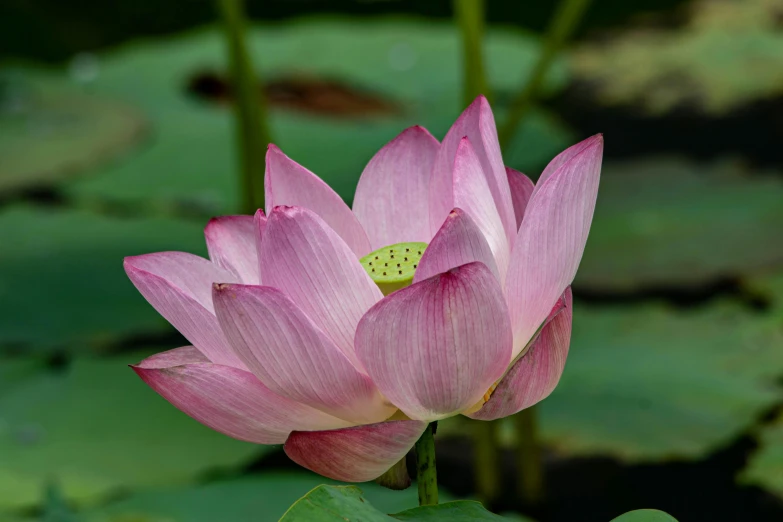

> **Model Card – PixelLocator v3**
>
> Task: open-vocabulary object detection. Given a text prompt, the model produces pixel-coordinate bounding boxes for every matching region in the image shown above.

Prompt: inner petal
[359,242,427,295]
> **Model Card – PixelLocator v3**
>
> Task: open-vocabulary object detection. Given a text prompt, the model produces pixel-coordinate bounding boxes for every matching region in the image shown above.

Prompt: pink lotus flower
[125,96,602,483]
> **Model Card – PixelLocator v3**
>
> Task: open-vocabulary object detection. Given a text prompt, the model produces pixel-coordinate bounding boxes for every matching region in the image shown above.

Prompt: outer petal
[429,96,516,246]
[205,215,260,284]
[254,209,267,274]
[259,206,383,368]
[505,135,602,358]
[213,284,394,425]
[133,346,349,444]
[506,167,535,229]
[265,144,371,257]
[414,208,499,283]
[353,126,440,249]
[534,134,602,196]
[124,252,244,368]
[452,137,510,280]
[285,420,426,482]
[466,288,572,420]
[355,262,511,421]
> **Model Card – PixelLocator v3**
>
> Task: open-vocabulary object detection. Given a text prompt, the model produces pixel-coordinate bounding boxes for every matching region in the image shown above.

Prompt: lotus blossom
[125,96,602,483]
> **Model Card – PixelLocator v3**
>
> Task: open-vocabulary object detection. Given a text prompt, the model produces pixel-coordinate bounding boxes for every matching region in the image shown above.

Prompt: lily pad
[280,485,513,521]
[0,352,264,510]
[571,0,783,115]
[576,157,783,291]
[0,72,146,194]
[538,301,782,460]
[610,510,679,522]
[0,205,205,353]
[739,411,783,499]
[58,19,571,215]
[81,472,458,522]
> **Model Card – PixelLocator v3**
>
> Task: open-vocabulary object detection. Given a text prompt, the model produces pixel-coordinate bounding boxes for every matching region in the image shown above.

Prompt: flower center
[360,242,427,295]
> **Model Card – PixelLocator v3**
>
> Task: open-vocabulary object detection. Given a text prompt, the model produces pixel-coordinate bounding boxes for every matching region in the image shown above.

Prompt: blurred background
[1,0,783,521]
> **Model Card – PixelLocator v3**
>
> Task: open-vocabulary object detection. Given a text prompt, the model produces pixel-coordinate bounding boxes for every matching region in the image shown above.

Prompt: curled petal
[213,284,394,424]
[265,144,371,257]
[285,420,426,482]
[414,208,499,283]
[356,262,511,421]
[133,347,349,444]
[466,288,572,420]
[506,167,535,229]
[452,137,510,279]
[205,215,260,284]
[124,252,244,368]
[505,135,602,357]
[353,126,440,249]
[259,205,382,367]
[429,96,516,246]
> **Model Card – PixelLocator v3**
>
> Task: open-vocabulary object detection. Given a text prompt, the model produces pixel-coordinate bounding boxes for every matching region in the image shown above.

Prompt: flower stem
[497,0,592,149]
[516,406,543,504]
[415,422,439,506]
[454,0,491,106]
[473,420,500,505]
[216,0,271,214]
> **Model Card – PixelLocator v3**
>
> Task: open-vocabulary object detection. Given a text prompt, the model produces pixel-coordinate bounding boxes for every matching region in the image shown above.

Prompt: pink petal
[265,144,371,257]
[254,209,267,274]
[124,253,245,368]
[213,284,394,424]
[285,420,426,482]
[506,167,535,229]
[452,137,510,280]
[133,346,349,444]
[205,215,260,284]
[429,96,516,247]
[505,135,602,358]
[534,134,603,197]
[259,206,382,367]
[414,208,500,283]
[465,288,572,420]
[353,126,440,249]
[355,262,512,421]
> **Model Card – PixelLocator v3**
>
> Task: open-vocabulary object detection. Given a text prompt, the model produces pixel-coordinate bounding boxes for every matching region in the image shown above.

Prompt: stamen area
[360,242,427,295]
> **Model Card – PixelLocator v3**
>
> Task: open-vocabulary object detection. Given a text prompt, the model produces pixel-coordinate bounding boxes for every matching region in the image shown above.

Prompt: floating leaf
[80,472,458,522]
[538,302,782,460]
[0,72,146,194]
[739,411,783,499]
[280,485,515,521]
[57,20,571,215]
[0,352,264,510]
[577,157,783,291]
[0,205,206,353]
[609,510,679,522]
[572,0,783,115]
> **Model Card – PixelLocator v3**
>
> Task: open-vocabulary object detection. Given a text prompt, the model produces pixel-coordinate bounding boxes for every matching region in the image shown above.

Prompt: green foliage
[0,73,146,195]
[0,352,264,510]
[0,205,206,353]
[572,0,783,114]
[539,301,782,460]
[739,410,783,499]
[609,510,679,522]
[56,19,570,215]
[577,157,783,291]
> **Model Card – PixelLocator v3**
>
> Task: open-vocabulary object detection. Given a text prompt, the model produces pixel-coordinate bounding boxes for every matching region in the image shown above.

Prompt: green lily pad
[739,411,783,499]
[0,72,146,194]
[280,485,512,521]
[538,301,782,460]
[610,510,679,522]
[0,352,264,511]
[80,472,459,522]
[57,19,571,215]
[0,205,206,353]
[576,157,783,291]
[571,0,783,115]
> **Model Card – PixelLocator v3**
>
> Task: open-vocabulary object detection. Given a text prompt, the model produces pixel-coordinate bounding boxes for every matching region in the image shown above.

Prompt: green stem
[516,406,543,504]
[454,0,490,106]
[497,0,592,149]
[415,422,439,506]
[216,0,271,214]
[473,420,500,505]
